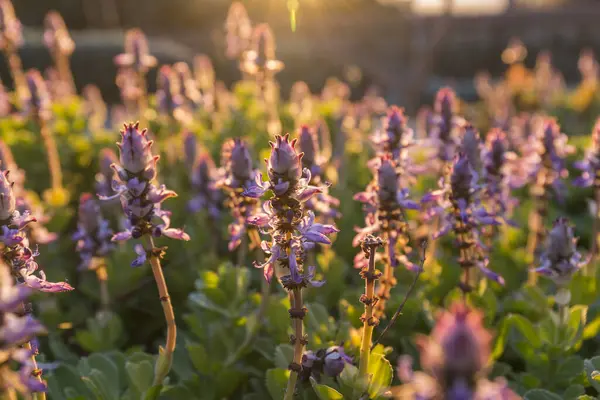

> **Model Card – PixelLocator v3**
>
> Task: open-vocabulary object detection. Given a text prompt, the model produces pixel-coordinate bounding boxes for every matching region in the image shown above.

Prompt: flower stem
[39,120,63,192]
[143,236,176,385]
[23,341,46,400]
[5,43,25,106]
[359,244,379,377]
[374,233,394,319]
[283,287,304,400]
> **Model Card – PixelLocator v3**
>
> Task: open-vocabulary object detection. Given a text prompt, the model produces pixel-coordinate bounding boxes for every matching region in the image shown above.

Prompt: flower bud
[0,170,15,220]
[24,70,51,120]
[323,346,350,377]
[460,125,482,172]
[43,11,74,56]
[267,134,302,181]
[434,87,457,124]
[298,125,318,169]
[117,122,155,174]
[78,193,99,233]
[377,158,398,203]
[0,0,22,49]
[223,138,253,183]
[450,153,474,203]
[484,129,507,175]
[114,29,157,73]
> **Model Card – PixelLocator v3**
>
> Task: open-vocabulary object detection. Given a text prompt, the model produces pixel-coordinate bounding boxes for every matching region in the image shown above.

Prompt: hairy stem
[374,232,394,319]
[23,340,46,400]
[359,246,378,377]
[284,288,304,400]
[144,236,176,385]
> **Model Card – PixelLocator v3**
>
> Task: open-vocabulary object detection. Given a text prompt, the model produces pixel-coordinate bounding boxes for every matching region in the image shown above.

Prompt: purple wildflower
[239,24,284,82]
[217,138,262,252]
[421,153,504,289]
[72,194,114,271]
[95,148,118,199]
[188,146,221,219]
[173,62,201,109]
[22,70,51,122]
[0,261,48,394]
[297,125,339,222]
[429,87,465,165]
[0,0,21,50]
[104,122,189,265]
[156,65,185,121]
[371,106,415,172]
[299,346,353,382]
[535,218,587,287]
[43,11,74,58]
[574,118,600,189]
[397,304,518,399]
[114,29,157,73]
[0,169,72,292]
[225,2,252,60]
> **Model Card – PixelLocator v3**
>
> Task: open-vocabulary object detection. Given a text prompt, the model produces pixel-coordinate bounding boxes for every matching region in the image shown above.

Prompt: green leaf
[583,314,600,339]
[565,305,588,347]
[87,354,120,398]
[555,356,584,383]
[563,384,585,400]
[143,384,163,400]
[81,376,106,400]
[584,356,600,392]
[492,314,541,360]
[367,351,393,398]
[125,360,154,394]
[310,377,343,400]
[265,368,290,400]
[273,344,294,370]
[524,389,564,400]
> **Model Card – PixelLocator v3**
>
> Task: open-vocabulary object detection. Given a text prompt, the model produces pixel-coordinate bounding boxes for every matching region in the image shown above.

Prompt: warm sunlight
[412,0,509,15]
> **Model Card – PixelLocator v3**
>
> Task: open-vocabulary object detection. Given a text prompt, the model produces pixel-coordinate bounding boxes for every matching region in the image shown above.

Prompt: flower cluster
[156,65,185,120]
[535,218,587,286]
[428,87,465,165]
[187,144,221,219]
[299,346,352,382]
[239,24,284,83]
[104,122,190,265]
[371,106,415,172]
[395,303,518,399]
[245,134,338,286]
[421,153,504,288]
[43,11,74,60]
[0,169,72,292]
[0,141,56,245]
[225,1,252,60]
[95,148,119,199]
[0,260,47,394]
[574,118,600,189]
[22,70,52,122]
[72,194,114,271]
[114,29,157,74]
[0,0,22,50]
[297,125,339,222]
[216,138,262,251]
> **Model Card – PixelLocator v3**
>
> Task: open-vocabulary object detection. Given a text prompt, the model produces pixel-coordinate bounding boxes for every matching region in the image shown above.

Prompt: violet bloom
[95,148,118,199]
[535,218,587,287]
[0,0,22,50]
[173,62,202,109]
[421,153,504,288]
[22,70,51,122]
[354,157,419,271]
[156,65,185,120]
[397,303,518,400]
[103,122,189,265]
[0,261,48,394]
[72,194,114,271]
[0,169,72,292]
[0,141,57,245]
[429,87,465,165]
[114,29,157,73]
[371,106,415,172]
[298,125,339,222]
[216,138,262,252]
[188,146,221,219]
[239,24,284,82]
[244,134,338,285]
[0,81,11,117]
[299,346,353,382]
[574,118,600,189]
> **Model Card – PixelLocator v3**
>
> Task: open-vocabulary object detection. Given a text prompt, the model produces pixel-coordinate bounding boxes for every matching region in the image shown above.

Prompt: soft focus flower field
[4,2,600,400]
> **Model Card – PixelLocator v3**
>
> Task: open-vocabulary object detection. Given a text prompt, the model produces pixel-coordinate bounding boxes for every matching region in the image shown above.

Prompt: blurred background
[9,0,600,111]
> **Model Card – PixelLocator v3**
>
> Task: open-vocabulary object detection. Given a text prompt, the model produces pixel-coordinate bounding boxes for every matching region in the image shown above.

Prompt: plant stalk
[359,245,378,377]
[23,339,46,400]
[144,236,176,385]
[283,287,304,400]
[38,119,63,192]
[5,43,25,107]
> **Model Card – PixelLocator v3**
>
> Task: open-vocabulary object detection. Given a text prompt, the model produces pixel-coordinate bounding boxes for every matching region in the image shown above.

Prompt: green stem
[143,236,176,385]
[283,288,304,400]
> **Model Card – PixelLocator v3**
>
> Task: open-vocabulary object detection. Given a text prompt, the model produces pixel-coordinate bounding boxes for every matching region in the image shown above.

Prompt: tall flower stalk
[114,30,157,124]
[422,153,504,296]
[73,194,114,310]
[0,167,73,399]
[357,235,383,378]
[0,0,25,103]
[574,119,600,265]
[354,157,419,319]
[522,119,573,284]
[43,11,76,97]
[244,134,338,400]
[22,70,68,206]
[104,122,189,385]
